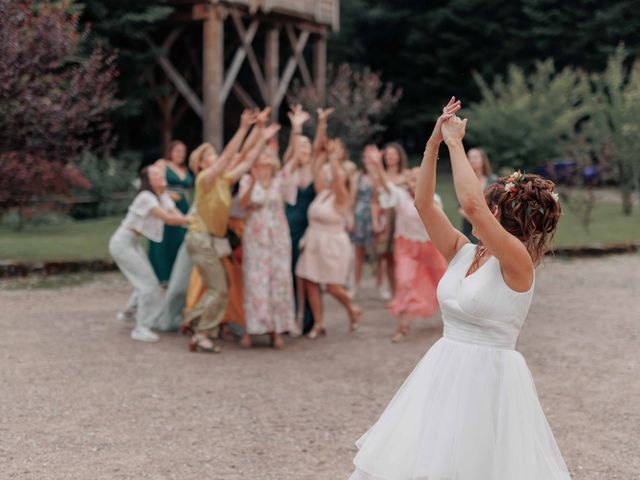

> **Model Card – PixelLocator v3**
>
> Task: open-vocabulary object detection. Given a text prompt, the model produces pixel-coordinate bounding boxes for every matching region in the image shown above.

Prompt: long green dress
[286,182,316,333]
[149,166,194,283]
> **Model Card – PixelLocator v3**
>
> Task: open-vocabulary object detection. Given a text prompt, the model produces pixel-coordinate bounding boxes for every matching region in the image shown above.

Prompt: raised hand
[256,106,272,127]
[262,123,281,141]
[288,104,310,128]
[441,115,468,145]
[240,109,257,129]
[317,107,335,122]
[429,97,462,145]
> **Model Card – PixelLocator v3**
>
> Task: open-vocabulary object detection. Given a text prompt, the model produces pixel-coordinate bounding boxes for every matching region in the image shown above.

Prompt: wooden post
[158,96,174,158]
[314,31,327,105]
[203,6,224,150]
[265,26,279,119]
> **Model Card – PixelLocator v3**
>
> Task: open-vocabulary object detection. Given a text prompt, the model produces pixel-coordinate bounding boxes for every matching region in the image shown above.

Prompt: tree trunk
[621,181,632,215]
[619,155,633,215]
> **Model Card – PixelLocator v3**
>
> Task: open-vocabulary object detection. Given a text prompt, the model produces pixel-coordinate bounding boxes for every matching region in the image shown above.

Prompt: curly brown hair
[483,173,561,265]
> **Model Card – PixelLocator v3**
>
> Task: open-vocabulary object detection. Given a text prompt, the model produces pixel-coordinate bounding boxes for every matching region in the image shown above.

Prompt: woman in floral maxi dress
[238,147,298,349]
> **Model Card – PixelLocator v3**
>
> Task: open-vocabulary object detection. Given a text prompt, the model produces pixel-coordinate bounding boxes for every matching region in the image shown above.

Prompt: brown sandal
[391,328,409,343]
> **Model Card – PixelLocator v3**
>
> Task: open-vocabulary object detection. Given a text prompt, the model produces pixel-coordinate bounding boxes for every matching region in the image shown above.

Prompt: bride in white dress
[348,98,571,479]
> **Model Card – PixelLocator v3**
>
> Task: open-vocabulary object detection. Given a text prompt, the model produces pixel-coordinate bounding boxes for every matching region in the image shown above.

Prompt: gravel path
[1,254,639,480]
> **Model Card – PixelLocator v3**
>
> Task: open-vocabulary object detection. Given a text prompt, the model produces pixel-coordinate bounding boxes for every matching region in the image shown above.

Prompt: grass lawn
[0,176,638,262]
[0,216,122,262]
[436,175,640,248]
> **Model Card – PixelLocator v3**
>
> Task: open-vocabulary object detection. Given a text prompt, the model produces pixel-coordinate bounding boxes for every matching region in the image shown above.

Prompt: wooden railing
[223,0,339,30]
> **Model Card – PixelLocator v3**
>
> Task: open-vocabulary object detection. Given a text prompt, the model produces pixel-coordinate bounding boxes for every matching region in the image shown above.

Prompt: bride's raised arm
[414,97,468,262]
[442,116,534,291]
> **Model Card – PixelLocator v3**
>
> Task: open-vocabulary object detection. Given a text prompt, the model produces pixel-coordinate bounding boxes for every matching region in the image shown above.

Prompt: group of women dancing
[108,103,462,350]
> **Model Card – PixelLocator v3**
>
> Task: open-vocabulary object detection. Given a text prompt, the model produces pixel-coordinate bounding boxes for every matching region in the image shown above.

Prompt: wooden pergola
[151,0,340,152]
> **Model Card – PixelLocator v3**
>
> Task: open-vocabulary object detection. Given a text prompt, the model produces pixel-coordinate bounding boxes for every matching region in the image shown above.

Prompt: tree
[466,45,640,221]
[0,0,119,222]
[330,0,640,149]
[465,60,589,171]
[581,45,640,214]
[79,0,174,155]
[290,63,402,157]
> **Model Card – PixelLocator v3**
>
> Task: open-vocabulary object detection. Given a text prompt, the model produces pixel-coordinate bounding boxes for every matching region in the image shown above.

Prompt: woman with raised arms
[349,98,570,479]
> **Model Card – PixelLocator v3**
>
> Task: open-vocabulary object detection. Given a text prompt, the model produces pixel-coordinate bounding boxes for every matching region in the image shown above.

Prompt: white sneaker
[116,311,135,325]
[131,326,159,343]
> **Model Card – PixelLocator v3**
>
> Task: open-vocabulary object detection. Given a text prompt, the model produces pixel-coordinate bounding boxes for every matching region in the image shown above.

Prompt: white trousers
[109,227,162,329]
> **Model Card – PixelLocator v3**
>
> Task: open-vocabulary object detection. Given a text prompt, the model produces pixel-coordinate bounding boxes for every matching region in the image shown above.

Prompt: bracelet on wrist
[423,143,438,158]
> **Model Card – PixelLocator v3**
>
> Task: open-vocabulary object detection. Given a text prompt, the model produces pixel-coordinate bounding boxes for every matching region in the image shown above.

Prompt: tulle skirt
[349,338,571,480]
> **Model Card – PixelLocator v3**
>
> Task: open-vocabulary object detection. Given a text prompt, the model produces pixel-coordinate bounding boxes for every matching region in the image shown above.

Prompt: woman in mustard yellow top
[184,108,281,353]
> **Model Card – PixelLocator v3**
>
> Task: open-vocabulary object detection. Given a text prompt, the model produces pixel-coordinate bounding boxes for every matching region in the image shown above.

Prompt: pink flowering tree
[290,63,402,158]
[0,0,119,224]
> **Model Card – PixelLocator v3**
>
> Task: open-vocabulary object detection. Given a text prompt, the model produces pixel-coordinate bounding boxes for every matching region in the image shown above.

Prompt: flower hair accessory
[504,170,524,196]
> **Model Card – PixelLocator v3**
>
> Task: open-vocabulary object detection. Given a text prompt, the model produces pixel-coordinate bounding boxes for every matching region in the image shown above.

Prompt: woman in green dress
[149,140,194,284]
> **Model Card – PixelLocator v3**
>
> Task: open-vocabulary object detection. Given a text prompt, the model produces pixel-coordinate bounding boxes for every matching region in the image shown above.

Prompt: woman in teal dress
[287,181,316,333]
[283,106,317,334]
[149,140,194,284]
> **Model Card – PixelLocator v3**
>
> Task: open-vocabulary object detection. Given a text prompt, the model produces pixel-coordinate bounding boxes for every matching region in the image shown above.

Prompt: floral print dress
[239,170,298,335]
[352,173,375,247]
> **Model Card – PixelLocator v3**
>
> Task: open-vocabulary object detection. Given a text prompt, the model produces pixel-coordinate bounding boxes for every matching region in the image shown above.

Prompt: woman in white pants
[109,165,189,342]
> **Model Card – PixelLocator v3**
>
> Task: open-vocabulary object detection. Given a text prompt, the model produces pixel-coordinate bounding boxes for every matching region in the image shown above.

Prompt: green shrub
[465,60,590,172]
[70,151,139,219]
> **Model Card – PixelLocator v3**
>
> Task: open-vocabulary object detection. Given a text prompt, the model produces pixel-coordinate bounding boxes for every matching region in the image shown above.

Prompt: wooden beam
[265,26,280,119]
[314,31,327,105]
[273,29,310,111]
[173,99,191,126]
[232,82,258,110]
[229,8,269,102]
[145,35,204,118]
[192,3,215,21]
[162,26,184,51]
[203,5,224,149]
[220,18,260,104]
[285,24,314,91]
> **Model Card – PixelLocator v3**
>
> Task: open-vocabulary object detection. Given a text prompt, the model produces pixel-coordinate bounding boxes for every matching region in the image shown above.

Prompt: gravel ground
[1,254,639,480]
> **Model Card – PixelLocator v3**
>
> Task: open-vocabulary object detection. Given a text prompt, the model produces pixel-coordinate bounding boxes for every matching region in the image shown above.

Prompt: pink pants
[389,237,447,320]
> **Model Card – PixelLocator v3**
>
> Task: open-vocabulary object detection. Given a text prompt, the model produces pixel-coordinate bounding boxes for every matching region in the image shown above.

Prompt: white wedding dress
[349,244,571,480]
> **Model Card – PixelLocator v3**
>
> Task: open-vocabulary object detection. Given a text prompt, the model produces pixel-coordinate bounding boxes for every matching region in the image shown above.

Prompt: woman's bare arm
[150,207,189,226]
[443,116,533,291]
[365,145,391,193]
[414,98,468,262]
[227,123,281,183]
[238,175,256,209]
[200,110,255,187]
[284,105,310,164]
[311,150,328,193]
[313,107,333,156]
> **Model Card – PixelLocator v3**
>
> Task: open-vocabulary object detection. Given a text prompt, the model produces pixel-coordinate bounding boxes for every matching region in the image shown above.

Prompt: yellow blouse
[189,171,233,237]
